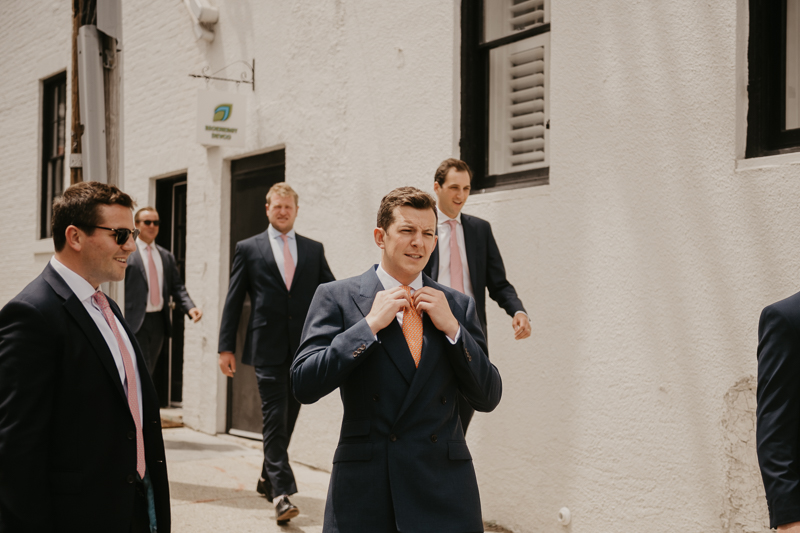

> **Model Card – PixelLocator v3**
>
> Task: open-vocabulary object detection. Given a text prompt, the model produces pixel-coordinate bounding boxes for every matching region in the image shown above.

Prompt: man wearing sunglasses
[0,182,170,532]
[125,207,202,377]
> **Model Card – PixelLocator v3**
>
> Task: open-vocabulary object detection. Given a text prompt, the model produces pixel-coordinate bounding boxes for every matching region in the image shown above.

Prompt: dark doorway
[151,176,188,407]
[227,150,285,437]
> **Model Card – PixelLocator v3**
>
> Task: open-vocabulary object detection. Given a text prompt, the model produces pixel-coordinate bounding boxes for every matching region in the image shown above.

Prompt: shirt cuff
[446,326,461,345]
[514,311,528,319]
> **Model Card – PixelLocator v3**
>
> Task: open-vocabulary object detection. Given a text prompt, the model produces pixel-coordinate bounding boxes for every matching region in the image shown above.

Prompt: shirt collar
[437,207,461,225]
[376,263,423,291]
[49,256,100,300]
[136,237,155,250]
[268,224,296,240]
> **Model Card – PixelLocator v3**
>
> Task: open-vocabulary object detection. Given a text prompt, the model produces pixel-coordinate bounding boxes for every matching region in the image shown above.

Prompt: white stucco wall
[3,0,797,531]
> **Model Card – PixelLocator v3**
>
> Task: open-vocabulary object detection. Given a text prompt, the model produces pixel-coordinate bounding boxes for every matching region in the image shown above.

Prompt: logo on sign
[213,104,232,122]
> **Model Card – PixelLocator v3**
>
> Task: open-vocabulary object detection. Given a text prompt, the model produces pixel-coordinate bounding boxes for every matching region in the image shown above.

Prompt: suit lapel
[156,244,171,303]
[394,274,446,422]
[461,214,479,295]
[130,246,147,285]
[427,229,440,281]
[42,266,128,405]
[292,235,308,292]
[353,268,416,385]
[255,229,284,287]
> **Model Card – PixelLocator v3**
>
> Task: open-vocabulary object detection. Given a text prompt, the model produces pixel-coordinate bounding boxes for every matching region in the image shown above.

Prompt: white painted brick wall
[0,1,789,531]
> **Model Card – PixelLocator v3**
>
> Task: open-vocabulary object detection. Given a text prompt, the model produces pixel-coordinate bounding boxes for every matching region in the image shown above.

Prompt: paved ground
[162,418,514,532]
[164,426,330,532]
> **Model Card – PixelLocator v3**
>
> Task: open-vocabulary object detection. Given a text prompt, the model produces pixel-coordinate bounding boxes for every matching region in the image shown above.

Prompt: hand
[218,351,236,377]
[512,313,531,340]
[413,287,459,339]
[188,308,203,322]
[366,287,412,335]
[778,522,800,532]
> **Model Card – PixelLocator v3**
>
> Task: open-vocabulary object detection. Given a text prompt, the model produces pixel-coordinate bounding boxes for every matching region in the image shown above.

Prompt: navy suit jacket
[291,267,502,533]
[757,291,800,528]
[0,264,170,532]
[424,213,526,335]
[125,242,196,334]
[218,229,335,367]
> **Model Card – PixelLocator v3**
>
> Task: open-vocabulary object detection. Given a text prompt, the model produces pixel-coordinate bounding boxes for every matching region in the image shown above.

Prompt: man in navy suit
[0,182,170,532]
[424,158,530,433]
[125,206,202,375]
[757,293,800,531]
[218,182,334,524]
[292,186,501,532]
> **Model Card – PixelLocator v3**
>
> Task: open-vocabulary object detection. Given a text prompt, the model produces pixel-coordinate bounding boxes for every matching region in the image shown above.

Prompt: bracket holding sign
[189,59,255,91]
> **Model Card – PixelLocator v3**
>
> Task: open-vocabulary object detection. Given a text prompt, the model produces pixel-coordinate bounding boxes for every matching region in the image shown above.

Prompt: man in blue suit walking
[292,186,502,532]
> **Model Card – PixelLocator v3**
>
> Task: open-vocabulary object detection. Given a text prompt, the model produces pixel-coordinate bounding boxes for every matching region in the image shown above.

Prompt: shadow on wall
[722,376,768,532]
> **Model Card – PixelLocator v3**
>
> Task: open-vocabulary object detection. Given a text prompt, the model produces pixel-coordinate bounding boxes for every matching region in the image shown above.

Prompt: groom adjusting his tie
[292,186,501,532]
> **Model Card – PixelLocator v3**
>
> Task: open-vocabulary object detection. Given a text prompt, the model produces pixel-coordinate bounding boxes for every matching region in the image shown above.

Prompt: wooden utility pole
[70,0,85,185]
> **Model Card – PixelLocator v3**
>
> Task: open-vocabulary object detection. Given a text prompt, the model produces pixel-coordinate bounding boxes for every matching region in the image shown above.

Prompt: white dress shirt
[49,256,144,424]
[436,208,475,300]
[375,263,460,344]
[268,224,298,286]
[136,237,164,312]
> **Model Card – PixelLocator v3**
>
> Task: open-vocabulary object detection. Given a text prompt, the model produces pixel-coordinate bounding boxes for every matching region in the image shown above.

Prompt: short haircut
[376,187,438,231]
[52,182,135,252]
[134,207,158,223]
[434,158,473,186]
[266,182,299,206]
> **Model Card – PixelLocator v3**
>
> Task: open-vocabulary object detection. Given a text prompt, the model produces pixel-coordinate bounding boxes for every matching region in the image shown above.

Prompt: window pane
[488,33,549,175]
[484,0,548,43]
[787,0,800,129]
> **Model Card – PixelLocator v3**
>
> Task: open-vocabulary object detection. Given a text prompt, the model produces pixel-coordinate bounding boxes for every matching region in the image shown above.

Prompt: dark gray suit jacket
[291,267,502,532]
[424,213,526,335]
[125,243,195,335]
[0,264,170,532]
[757,290,800,528]
[218,229,335,367]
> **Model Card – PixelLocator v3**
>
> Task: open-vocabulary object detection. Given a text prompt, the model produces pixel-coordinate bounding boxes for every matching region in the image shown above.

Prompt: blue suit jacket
[424,212,526,335]
[218,229,335,367]
[757,291,800,528]
[125,243,196,334]
[291,267,501,532]
[0,264,170,532]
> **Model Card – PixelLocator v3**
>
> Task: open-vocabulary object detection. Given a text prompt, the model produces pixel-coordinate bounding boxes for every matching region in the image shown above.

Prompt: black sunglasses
[140,220,160,226]
[84,226,140,245]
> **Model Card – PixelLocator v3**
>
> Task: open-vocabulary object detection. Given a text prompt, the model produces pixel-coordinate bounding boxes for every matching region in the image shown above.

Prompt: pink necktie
[92,292,146,478]
[447,220,464,293]
[280,234,295,290]
[146,245,159,307]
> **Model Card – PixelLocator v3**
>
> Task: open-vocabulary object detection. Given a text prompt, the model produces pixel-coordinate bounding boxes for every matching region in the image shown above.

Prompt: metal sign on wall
[196,89,247,147]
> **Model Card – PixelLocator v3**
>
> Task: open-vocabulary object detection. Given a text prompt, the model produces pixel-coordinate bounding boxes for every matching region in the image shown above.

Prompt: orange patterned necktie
[401,286,422,367]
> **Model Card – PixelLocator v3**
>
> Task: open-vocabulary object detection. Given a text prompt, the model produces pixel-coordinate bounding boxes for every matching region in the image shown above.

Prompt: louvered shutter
[484,0,549,42]
[488,33,549,175]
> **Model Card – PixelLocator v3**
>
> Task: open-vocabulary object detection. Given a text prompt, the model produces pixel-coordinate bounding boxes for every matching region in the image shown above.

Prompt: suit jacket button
[127,474,135,484]
[353,351,358,357]
[441,396,447,404]
[389,434,397,442]
[360,344,366,350]
[430,434,438,443]
[373,394,379,402]
[288,315,292,320]
[127,430,135,440]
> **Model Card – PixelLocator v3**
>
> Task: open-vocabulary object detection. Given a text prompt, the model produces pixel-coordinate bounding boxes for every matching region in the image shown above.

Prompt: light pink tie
[146,245,159,307]
[447,219,464,293]
[92,292,146,479]
[280,234,295,290]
